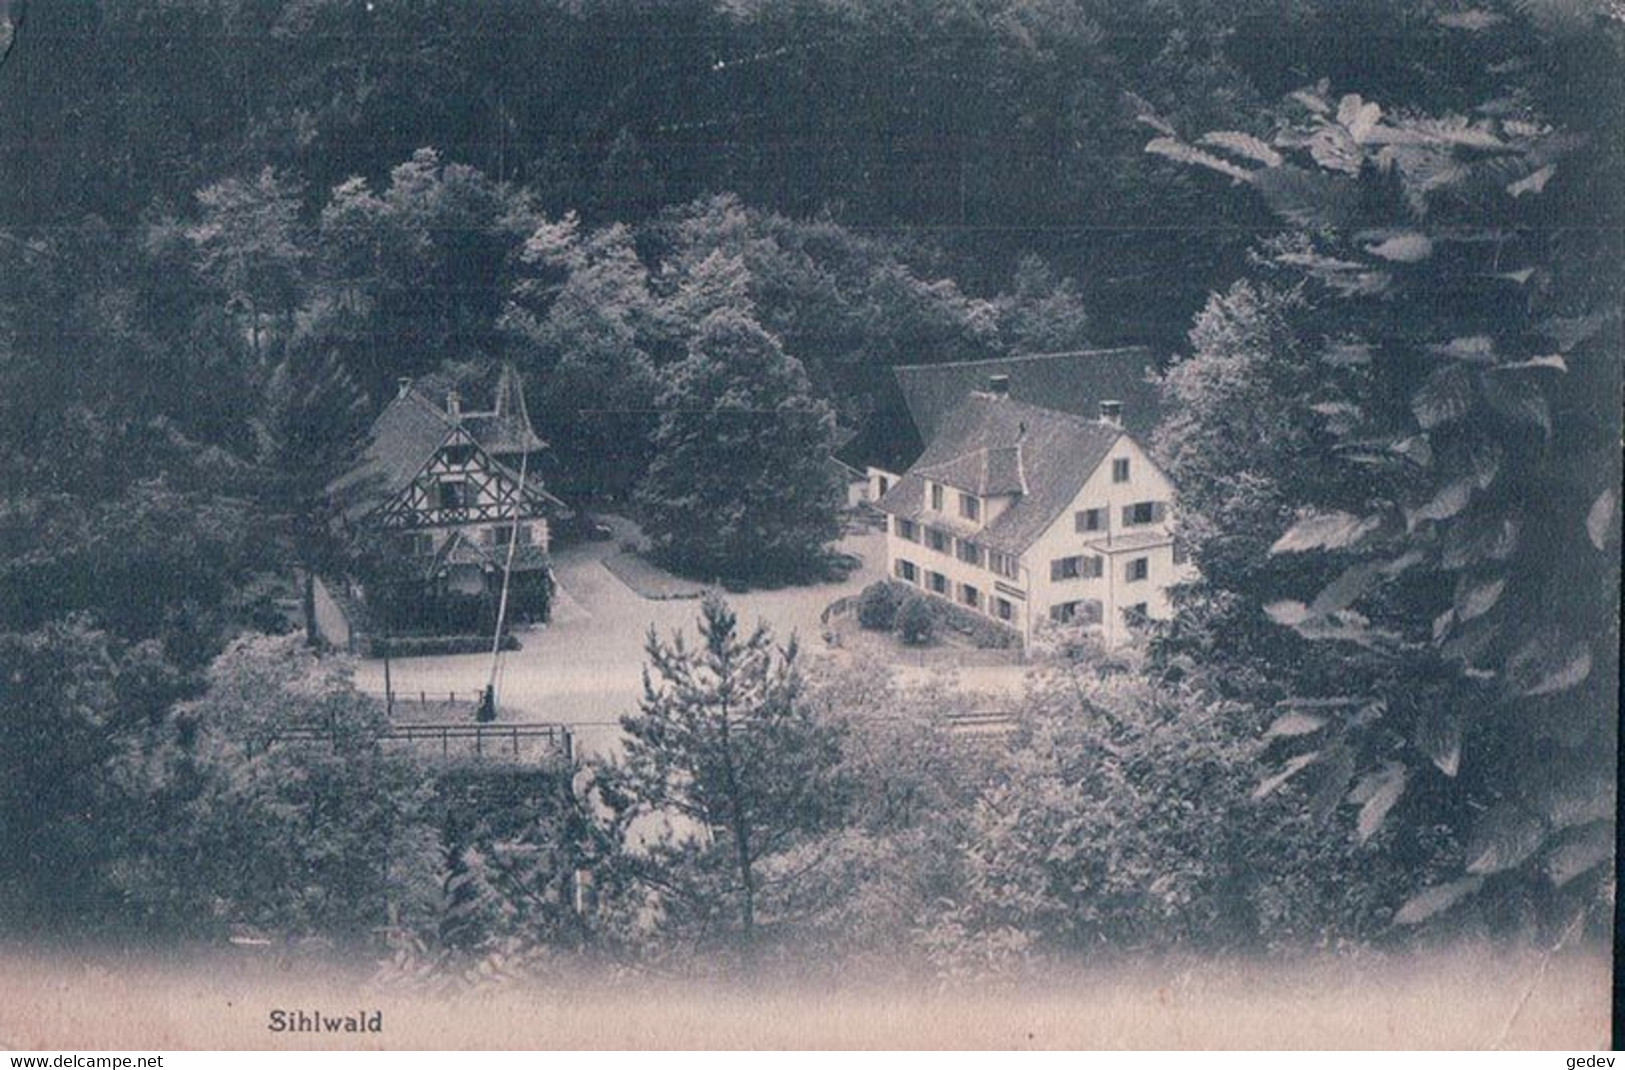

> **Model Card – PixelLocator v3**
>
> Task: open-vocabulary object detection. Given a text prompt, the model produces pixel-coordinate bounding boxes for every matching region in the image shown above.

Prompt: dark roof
[913,444,1027,496]
[893,347,1159,446]
[876,393,1123,555]
[326,368,560,523]
[833,371,922,475]
[327,389,455,523]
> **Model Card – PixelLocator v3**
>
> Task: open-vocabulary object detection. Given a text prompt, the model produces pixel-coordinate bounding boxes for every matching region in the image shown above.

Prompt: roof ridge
[963,392,1125,433]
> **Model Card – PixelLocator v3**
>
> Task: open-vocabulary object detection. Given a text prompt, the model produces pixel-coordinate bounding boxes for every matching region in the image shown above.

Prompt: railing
[360,688,476,711]
[266,721,572,762]
[945,709,1017,734]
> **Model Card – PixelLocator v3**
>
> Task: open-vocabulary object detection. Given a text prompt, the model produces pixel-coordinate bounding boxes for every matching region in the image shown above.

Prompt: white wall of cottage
[884,431,1182,648]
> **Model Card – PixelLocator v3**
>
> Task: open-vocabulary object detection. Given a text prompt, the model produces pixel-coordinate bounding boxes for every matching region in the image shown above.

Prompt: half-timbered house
[326,365,567,631]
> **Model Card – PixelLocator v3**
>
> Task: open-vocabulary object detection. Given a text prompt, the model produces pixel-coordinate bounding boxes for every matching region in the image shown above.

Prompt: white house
[875,379,1182,648]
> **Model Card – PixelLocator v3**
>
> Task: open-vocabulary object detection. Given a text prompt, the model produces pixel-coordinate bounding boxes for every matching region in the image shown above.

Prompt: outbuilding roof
[894,347,1159,445]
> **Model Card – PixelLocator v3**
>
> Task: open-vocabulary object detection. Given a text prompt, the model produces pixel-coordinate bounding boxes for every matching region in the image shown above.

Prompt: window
[959,583,981,610]
[1050,555,1102,581]
[441,443,476,466]
[989,550,1021,580]
[957,539,984,567]
[1127,602,1149,618]
[926,527,952,554]
[930,483,944,511]
[1075,508,1104,533]
[895,517,919,542]
[876,475,891,495]
[959,493,980,521]
[1127,557,1149,583]
[1124,501,1162,526]
[1112,457,1131,483]
[994,597,1014,622]
[1054,600,1103,624]
[438,479,469,510]
[927,571,948,595]
[895,559,919,583]
[487,523,533,548]
[404,532,435,556]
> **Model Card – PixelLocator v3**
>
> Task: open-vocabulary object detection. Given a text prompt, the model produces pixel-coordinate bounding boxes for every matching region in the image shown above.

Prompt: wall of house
[407,519,550,559]
[866,466,902,502]
[1023,434,1178,646]
[884,522,1030,635]
[882,432,1182,648]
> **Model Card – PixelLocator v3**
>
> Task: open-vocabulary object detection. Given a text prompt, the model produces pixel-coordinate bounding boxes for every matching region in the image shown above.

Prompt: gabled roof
[894,347,1159,445]
[326,389,456,523]
[876,393,1124,555]
[914,444,1027,497]
[325,365,558,524]
[428,529,498,576]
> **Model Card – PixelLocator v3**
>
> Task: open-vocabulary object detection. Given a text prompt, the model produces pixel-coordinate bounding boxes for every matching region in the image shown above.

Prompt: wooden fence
[266,721,573,763]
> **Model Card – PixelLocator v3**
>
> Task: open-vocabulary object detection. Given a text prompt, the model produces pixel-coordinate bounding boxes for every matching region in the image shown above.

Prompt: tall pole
[485,444,528,718]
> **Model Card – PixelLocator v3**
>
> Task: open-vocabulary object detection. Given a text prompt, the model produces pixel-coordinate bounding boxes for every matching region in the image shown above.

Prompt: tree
[188,167,307,363]
[113,635,443,941]
[253,343,372,645]
[896,593,937,646]
[504,218,666,499]
[1141,4,1621,930]
[595,596,846,962]
[0,619,131,931]
[636,309,844,582]
[311,148,538,396]
[990,254,1094,355]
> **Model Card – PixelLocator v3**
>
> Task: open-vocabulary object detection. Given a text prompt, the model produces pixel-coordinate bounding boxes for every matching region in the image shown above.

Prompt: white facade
[884,433,1183,648]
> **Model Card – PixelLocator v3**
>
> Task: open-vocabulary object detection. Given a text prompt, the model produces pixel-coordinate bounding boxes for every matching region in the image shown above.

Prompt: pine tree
[596,595,846,961]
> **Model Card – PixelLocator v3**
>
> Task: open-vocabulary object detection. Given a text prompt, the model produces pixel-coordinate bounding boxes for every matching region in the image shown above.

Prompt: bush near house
[873,582,1020,650]
[896,594,937,646]
[365,633,520,659]
[856,581,905,631]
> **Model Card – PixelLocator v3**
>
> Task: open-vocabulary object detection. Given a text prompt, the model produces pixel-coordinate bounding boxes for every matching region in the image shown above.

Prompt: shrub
[922,596,1022,650]
[896,594,936,646]
[856,581,905,631]
[367,633,520,658]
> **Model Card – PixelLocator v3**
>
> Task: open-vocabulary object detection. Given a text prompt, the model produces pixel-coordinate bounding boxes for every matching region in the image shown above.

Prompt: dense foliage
[0,0,1614,977]
[1146,4,1621,931]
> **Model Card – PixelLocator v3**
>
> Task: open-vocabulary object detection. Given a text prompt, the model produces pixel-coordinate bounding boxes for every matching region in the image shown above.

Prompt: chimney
[1099,399,1123,428]
[446,390,462,419]
[988,374,1011,397]
[397,377,413,398]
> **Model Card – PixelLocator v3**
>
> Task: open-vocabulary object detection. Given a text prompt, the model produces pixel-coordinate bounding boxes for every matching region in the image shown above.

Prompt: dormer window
[930,483,944,511]
[959,493,980,521]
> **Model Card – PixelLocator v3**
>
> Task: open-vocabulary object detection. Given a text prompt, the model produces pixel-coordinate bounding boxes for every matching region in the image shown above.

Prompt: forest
[0,0,1618,983]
